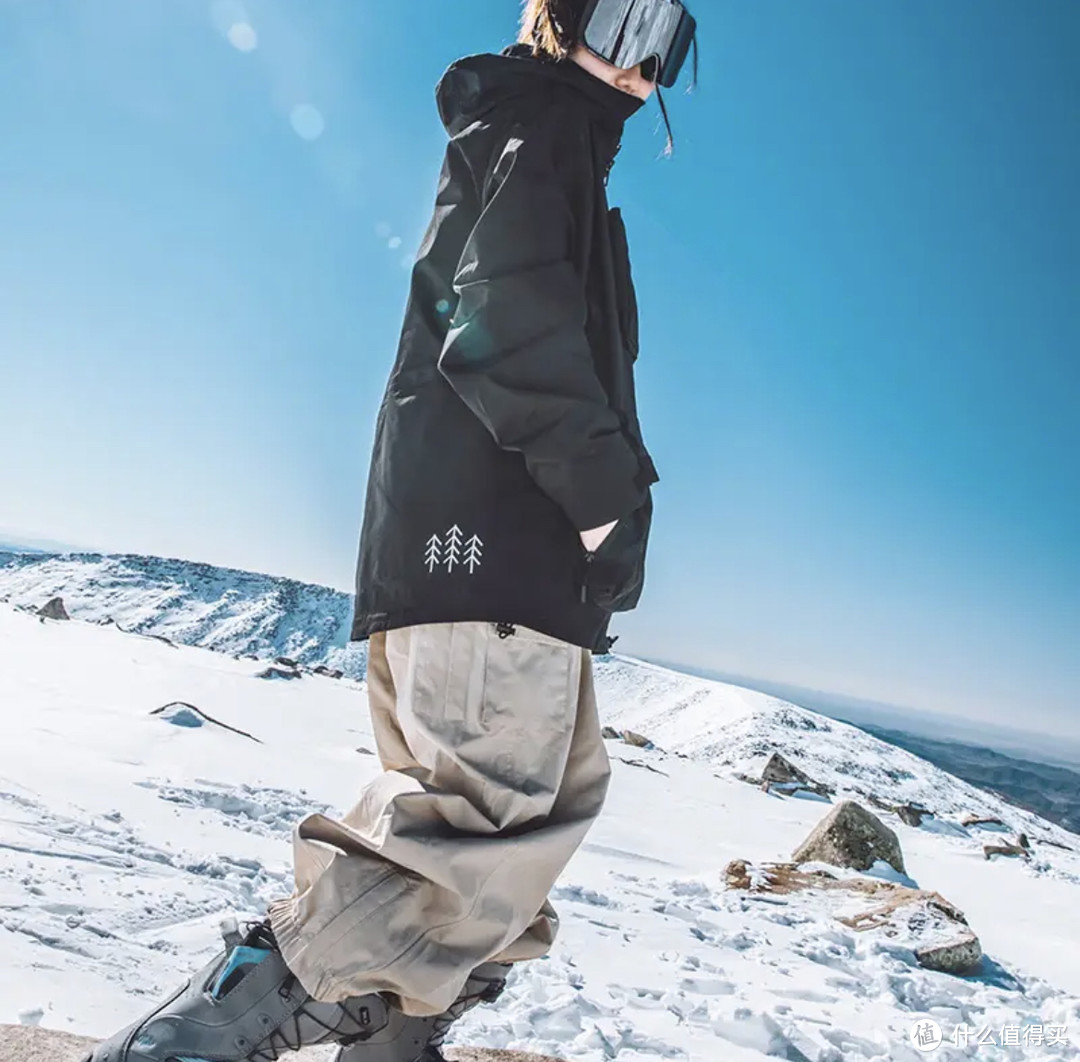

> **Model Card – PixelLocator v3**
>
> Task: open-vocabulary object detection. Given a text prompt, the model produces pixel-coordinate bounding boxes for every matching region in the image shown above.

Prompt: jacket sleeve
[436,125,645,532]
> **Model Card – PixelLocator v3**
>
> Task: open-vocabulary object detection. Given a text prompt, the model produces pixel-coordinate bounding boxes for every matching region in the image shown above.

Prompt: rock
[275,656,300,668]
[1016,832,1030,849]
[759,752,832,798]
[865,793,897,812]
[897,803,932,827]
[725,859,980,974]
[601,726,621,740]
[983,842,1030,860]
[914,932,983,975]
[36,596,70,621]
[724,858,753,890]
[792,800,906,875]
[761,752,813,787]
[356,747,374,756]
[961,813,1007,829]
[313,665,345,679]
[621,729,654,749]
[256,665,302,681]
[0,1025,568,1062]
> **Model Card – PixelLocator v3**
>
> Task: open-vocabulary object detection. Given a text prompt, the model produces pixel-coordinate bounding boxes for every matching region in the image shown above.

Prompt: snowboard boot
[332,962,510,1062]
[82,918,397,1061]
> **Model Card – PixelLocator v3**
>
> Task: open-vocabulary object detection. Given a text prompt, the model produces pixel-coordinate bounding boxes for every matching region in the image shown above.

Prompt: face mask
[579,0,697,88]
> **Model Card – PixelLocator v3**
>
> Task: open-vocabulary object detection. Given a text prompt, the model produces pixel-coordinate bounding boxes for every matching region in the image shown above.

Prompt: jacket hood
[436,44,645,138]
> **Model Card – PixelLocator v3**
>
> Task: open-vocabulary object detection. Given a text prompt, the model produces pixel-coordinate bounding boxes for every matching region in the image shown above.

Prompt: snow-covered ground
[0,563,1078,1060]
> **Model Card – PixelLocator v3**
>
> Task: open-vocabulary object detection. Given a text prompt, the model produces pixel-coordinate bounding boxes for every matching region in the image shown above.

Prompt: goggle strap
[656,85,675,157]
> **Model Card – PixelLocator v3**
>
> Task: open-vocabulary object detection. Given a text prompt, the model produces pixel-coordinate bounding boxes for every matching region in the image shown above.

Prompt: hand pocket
[580,492,653,613]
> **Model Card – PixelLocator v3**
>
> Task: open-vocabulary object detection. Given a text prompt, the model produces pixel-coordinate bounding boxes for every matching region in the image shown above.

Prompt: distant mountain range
[858,724,1080,836]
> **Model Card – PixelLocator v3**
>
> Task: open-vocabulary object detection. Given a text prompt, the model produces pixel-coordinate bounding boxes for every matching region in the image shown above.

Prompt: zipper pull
[581,552,594,604]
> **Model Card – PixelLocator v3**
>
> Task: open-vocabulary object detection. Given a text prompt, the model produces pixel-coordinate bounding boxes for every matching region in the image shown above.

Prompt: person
[85,2,695,1060]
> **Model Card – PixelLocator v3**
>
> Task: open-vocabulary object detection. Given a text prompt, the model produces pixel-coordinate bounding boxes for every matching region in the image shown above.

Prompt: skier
[85,1,696,1059]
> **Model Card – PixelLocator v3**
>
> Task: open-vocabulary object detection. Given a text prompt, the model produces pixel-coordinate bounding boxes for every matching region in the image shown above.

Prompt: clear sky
[1,1,1076,735]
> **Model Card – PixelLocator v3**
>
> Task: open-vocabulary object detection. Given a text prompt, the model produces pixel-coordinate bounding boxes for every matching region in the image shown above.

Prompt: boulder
[792,800,906,875]
[897,803,932,827]
[621,729,654,749]
[600,725,620,740]
[761,752,814,787]
[37,596,70,621]
[759,752,831,798]
[276,656,300,668]
[313,665,345,679]
[914,932,983,975]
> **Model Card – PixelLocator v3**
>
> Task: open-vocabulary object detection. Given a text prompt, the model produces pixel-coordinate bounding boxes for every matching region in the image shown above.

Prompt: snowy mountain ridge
[1,549,1076,858]
[0,550,365,675]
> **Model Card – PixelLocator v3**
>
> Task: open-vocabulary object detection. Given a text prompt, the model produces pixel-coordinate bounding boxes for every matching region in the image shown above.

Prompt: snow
[0,558,1078,1059]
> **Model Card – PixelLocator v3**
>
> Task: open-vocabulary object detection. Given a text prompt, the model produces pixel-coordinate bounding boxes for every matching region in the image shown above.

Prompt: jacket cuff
[557,436,647,531]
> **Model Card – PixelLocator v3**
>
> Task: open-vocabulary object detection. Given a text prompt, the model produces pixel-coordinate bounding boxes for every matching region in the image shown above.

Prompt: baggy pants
[268,621,611,1016]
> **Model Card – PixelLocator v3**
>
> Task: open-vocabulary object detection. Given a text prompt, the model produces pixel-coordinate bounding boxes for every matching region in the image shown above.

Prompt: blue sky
[1,1,1076,734]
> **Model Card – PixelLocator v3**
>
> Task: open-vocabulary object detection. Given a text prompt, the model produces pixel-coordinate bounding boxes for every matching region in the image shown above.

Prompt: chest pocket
[607,207,640,361]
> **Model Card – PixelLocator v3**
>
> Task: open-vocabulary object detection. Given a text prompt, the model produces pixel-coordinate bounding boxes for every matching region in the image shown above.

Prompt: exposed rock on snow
[256,664,302,681]
[620,729,654,749]
[758,751,832,798]
[36,596,69,621]
[600,726,620,740]
[791,800,906,875]
[914,932,984,975]
[962,813,1009,829]
[984,841,1032,861]
[897,802,933,827]
[724,859,984,974]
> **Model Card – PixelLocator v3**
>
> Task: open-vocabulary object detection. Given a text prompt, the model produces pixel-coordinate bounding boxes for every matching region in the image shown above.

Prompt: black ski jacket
[351,45,659,653]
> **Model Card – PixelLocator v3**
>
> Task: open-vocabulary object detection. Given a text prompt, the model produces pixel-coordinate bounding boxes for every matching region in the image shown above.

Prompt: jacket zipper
[581,551,595,603]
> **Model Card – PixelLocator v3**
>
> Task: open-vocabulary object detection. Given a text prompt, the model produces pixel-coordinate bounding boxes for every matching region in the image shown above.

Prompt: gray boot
[82,920,398,1062]
[333,962,511,1062]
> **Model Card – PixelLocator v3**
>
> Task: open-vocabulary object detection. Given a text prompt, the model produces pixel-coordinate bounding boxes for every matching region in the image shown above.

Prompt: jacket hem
[350,604,613,655]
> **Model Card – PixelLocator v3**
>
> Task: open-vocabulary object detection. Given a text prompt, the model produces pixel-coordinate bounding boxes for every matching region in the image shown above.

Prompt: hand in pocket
[580,493,653,613]
[580,520,618,552]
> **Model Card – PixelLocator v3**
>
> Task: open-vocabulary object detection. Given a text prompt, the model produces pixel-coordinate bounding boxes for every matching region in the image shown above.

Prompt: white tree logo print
[424,533,442,573]
[443,525,463,573]
[422,525,483,575]
[464,534,483,574]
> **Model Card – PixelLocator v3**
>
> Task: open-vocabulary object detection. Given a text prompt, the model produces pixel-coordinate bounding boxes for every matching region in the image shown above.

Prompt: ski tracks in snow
[0,785,292,1015]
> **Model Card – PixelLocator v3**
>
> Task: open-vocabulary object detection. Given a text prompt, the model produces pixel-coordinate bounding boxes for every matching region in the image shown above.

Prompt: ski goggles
[580,0,697,88]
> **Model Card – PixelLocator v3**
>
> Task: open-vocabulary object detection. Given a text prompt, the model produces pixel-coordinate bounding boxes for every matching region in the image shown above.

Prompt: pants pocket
[481,625,580,734]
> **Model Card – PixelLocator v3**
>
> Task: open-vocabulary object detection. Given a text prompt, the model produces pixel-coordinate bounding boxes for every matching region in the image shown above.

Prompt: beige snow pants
[269,621,610,1016]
